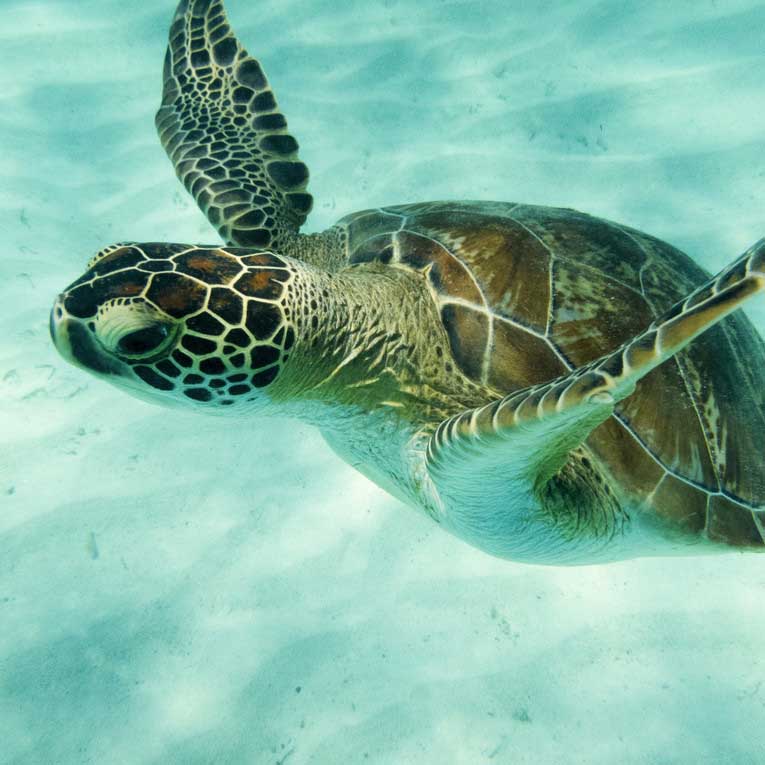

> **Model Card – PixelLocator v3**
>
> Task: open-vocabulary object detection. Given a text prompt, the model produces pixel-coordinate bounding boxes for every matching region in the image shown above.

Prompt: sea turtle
[50,0,765,564]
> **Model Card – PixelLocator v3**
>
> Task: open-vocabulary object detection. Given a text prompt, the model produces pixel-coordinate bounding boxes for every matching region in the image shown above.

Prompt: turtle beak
[50,296,120,375]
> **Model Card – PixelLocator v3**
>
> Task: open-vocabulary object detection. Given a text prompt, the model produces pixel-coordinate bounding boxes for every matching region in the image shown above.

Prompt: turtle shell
[338,201,765,547]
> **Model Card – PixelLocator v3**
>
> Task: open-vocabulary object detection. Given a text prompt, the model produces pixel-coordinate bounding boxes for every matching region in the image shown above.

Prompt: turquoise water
[2,0,765,762]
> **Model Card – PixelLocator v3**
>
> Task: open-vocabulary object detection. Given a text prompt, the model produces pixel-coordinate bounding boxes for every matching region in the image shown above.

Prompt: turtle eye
[117,325,170,356]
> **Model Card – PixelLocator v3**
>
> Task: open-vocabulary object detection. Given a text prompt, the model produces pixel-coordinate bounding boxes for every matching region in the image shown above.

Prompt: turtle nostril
[117,325,169,356]
[50,300,66,345]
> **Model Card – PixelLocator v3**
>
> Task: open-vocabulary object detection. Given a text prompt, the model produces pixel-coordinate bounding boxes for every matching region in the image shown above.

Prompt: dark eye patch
[118,325,169,356]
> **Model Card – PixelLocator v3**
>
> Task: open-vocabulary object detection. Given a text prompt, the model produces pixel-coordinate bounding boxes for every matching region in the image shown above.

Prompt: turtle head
[50,243,297,412]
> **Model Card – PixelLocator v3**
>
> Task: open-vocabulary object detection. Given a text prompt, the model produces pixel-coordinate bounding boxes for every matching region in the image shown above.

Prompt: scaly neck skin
[265,256,489,433]
[254,241,496,518]
[280,228,348,272]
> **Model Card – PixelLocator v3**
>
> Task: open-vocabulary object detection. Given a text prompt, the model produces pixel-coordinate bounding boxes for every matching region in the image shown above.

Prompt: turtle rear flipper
[156,0,313,250]
[426,238,765,561]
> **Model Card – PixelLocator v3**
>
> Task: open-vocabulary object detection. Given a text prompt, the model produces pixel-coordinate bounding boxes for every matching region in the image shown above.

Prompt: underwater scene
[2,0,765,762]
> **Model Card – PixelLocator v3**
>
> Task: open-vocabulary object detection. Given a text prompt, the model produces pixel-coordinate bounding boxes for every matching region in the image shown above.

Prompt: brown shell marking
[347,207,569,392]
[341,202,765,547]
[707,495,763,546]
[408,210,554,332]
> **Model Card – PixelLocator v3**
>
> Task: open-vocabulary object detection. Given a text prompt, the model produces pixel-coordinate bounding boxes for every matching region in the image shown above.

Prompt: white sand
[1,0,764,762]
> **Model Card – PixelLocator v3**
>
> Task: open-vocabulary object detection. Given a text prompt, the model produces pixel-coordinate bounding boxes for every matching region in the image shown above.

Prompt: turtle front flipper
[426,238,765,563]
[156,0,313,249]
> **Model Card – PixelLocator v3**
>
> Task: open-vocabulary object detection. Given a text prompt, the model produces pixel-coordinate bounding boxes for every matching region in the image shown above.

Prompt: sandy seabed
[1,0,764,763]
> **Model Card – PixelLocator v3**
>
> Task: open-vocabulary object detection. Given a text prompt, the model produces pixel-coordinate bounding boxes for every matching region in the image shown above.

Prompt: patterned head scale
[50,243,297,409]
